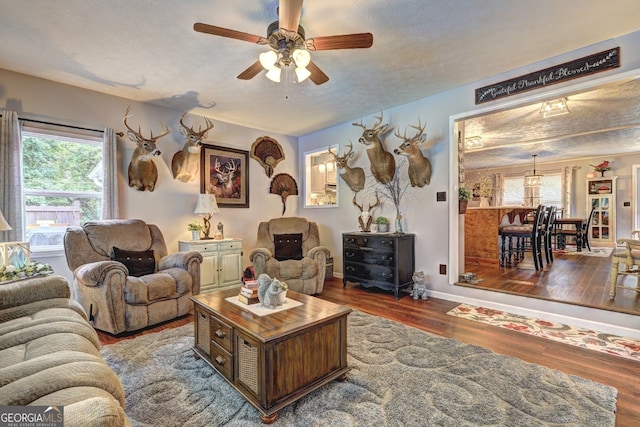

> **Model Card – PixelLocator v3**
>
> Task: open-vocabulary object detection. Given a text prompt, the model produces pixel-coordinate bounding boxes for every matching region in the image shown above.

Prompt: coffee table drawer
[210,341,233,381]
[210,316,232,352]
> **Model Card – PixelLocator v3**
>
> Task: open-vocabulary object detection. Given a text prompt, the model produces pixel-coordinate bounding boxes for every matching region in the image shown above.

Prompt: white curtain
[0,110,23,241]
[562,166,573,217]
[494,173,504,206]
[102,127,119,219]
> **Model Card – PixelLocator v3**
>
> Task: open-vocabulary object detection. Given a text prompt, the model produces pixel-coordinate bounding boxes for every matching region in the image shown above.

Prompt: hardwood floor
[97,278,640,426]
[463,247,640,316]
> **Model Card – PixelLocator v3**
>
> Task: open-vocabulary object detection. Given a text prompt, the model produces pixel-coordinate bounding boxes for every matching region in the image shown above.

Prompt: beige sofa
[0,274,130,426]
[64,219,202,335]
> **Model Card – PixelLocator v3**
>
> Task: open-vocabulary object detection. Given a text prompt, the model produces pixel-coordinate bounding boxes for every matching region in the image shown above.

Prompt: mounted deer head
[393,118,432,187]
[123,106,171,192]
[353,192,381,232]
[328,143,366,193]
[352,110,395,184]
[172,114,214,183]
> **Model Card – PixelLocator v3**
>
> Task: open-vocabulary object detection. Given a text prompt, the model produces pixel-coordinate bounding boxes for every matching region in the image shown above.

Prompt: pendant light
[524,154,544,187]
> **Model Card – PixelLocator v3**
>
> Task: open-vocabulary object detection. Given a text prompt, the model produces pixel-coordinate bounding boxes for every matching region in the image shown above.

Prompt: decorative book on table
[237,293,259,305]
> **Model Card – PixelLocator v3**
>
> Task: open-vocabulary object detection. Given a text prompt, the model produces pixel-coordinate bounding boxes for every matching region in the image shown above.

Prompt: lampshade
[540,98,570,118]
[0,209,12,232]
[259,51,278,70]
[265,67,281,83]
[295,66,311,82]
[292,49,311,68]
[318,163,326,174]
[524,154,544,187]
[194,193,220,215]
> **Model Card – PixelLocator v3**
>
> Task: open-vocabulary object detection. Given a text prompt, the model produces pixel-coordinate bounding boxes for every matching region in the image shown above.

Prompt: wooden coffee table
[191,288,351,423]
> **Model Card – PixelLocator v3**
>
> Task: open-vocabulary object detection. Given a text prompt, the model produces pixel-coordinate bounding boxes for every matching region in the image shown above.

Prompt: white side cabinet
[586,176,617,244]
[179,238,243,293]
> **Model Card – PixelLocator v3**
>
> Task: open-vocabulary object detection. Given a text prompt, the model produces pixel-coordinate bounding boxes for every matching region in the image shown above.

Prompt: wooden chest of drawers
[342,232,415,299]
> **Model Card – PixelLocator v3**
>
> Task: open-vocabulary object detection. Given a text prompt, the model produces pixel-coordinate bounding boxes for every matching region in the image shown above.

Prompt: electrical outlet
[624,201,631,207]
[436,191,446,202]
[439,264,447,275]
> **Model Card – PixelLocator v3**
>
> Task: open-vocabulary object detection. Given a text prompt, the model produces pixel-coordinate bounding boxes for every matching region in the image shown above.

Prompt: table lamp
[0,208,30,269]
[193,194,220,240]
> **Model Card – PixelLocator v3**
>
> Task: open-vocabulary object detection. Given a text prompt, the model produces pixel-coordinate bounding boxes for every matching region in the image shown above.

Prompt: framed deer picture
[200,144,249,208]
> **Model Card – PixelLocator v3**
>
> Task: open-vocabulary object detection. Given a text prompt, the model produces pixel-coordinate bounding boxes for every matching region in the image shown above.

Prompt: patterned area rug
[554,245,613,257]
[448,304,640,362]
[101,310,617,426]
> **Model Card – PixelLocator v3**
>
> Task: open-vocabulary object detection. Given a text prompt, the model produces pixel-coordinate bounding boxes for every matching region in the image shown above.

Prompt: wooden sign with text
[475,47,620,104]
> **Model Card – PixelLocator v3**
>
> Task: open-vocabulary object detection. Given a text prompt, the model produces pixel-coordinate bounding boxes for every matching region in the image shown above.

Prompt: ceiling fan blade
[305,33,373,51]
[194,23,267,44]
[307,61,329,85]
[237,61,264,80]
[279,0,303,33]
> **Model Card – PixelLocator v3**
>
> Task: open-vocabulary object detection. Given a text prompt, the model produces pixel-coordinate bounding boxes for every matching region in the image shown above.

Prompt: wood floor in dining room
[461,247,640,316]
[97,276,640,426]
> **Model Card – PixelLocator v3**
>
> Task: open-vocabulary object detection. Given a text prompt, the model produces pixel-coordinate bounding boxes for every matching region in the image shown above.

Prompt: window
[503,172,562,207]
[22,128,103,250]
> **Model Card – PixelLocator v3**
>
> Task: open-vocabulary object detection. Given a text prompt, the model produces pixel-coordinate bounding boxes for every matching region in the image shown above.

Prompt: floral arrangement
[0,261,54,282]
[459,187,472,201]
[375,216,390,225]
[187,222,203,231]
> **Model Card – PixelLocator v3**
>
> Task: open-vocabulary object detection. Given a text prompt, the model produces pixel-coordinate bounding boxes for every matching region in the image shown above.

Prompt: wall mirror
[452,69,640,317]
[304,145,339,207]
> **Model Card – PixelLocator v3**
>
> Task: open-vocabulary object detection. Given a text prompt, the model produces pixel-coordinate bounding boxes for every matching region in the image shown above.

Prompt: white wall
[298,30,640,337]
[0,68,299,282]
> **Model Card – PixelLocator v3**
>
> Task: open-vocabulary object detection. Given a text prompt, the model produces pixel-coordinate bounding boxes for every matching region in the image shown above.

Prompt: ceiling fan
[193,0,373,85]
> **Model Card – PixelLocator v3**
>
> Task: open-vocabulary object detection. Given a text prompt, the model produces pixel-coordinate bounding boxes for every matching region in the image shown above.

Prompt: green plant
[187,222,203,231]
[459,187,472,201]
[375,216,390,225]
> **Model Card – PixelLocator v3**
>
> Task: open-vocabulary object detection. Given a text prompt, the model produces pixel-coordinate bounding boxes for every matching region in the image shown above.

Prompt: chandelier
[524,154,544,187]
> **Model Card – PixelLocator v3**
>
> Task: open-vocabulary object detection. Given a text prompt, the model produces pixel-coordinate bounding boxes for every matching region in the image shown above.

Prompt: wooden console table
[191,288,351,423]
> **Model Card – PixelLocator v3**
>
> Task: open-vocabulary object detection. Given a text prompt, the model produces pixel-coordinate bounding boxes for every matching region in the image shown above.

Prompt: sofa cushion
[112,247,155,277]
[273,233,303,261]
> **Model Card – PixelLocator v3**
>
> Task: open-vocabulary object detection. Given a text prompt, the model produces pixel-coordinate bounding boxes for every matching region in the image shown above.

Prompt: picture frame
[200,144,250,208]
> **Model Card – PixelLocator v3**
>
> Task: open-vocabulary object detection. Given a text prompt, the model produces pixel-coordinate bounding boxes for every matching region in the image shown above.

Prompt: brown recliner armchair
[64,219,202,335]
[249,217,330,295]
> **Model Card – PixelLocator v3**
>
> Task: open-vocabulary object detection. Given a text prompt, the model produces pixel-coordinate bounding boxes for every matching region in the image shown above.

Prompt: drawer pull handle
[214,329,226,339]
[215,355,226,366]
[346,238,355,244]
[346,252,355,258]
[346,266,355,272]
[380,273,394,279]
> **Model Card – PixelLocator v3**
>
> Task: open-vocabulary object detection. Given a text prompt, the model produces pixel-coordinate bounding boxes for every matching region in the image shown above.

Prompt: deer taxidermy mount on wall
[328,143,365,193]
[393,118,432,187]
[123,106,171,192]
[172,114,214,183]
[352,110,395,184]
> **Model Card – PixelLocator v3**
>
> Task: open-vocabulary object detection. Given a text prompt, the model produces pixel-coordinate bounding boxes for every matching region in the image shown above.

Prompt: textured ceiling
[1,0,640,137]
[462,76,640,170]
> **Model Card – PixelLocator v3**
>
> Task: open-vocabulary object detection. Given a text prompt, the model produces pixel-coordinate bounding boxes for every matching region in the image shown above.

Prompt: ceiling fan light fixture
[259,51,279,70]
[295,66,311,82]
[540,97,570,118]
[292,49,311,68]
[265,66,281,83]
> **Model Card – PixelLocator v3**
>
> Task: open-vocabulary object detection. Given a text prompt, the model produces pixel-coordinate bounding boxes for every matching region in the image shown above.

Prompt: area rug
[554,245,613,257]
[448,304,640,362]
[101,310,617,426]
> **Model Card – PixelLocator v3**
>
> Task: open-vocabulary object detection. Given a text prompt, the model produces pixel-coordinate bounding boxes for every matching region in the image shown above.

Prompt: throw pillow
[273,233,303,261]
[112,247,155,277]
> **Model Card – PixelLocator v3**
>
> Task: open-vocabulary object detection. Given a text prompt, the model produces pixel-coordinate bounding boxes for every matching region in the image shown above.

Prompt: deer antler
[352,194,363,212]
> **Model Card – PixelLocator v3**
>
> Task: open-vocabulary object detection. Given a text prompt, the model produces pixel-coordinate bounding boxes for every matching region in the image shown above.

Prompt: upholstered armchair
[64,219,202,335]
[249,217,330,295]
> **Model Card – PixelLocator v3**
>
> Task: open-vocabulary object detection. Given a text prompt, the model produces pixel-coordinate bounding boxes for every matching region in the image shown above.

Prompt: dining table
[554,217,587,251]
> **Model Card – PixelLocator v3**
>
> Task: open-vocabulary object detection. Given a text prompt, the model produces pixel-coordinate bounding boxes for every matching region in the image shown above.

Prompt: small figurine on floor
[410,271,428,301]
[257,274,288,309]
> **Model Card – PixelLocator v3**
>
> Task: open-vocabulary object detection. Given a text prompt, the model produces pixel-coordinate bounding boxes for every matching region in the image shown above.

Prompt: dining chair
[609,235,640,300]
[542,205,557,264]
[554,206,597,251]
[499,205,545,270]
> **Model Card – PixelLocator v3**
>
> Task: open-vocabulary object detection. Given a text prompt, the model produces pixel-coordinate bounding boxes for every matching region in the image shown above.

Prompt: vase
[459,200,468,214]
[395,212,404,234]
[191,230,200,241]
[377,224,389,233]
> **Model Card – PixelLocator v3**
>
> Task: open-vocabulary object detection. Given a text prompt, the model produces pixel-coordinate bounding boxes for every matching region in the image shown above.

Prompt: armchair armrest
[0,274,70,311]
[158,251,203,295]
[158,251,202,271]
[75,261,128,287]
[250,248,273,277]
[308,246,330,259]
